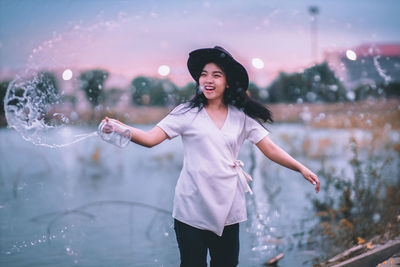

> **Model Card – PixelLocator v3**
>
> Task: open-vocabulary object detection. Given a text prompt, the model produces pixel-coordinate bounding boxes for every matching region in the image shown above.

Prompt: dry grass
[120,98,400,131]
[24,98,399,130]
[106,106,171,124]
[269,98,400,130]
[115,98,400,131]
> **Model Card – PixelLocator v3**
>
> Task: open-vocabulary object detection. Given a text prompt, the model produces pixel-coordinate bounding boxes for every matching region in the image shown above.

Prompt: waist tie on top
[232,160,253,195]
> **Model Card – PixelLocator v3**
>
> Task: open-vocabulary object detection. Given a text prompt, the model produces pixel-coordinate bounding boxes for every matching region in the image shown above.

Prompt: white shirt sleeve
[244,115,269,144]
[156,104,189,139]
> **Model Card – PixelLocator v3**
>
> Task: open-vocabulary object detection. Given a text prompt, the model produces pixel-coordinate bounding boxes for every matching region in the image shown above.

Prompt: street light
[308,5,319,63]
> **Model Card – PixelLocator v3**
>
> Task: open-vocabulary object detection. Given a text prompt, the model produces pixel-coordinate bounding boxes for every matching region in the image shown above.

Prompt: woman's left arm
[256,136,320,193]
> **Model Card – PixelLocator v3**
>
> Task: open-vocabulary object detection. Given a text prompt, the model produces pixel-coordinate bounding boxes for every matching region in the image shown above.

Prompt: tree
[79,69,109,108]
[131,76,152,105]
[248,82,268,102]
[60,94,77,107]
[268,62,345,103]
[172,82,196,104]
[105,88,125,107]
[33,71,61,124]
[353,81,400,101]
[268,72,306,103]
[382,82,400,98]
[35,71,60,103]
[303,63,346,102]
[130,76,176,106]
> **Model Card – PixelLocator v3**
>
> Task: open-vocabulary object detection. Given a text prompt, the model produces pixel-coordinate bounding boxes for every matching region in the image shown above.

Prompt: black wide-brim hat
[187,46,249,91]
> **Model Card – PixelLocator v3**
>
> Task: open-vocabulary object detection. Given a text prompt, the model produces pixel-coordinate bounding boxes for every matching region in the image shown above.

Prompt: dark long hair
[185,62,273,124]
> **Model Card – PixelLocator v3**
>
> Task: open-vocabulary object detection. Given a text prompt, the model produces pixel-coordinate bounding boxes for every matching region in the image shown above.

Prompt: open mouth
[202,86,215,92]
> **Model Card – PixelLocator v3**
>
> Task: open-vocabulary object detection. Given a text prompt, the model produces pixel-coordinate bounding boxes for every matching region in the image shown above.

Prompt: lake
[0,123,398,266]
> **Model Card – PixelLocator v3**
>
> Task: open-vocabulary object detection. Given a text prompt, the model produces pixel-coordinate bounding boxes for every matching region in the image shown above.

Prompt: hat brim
[187,47,249,91]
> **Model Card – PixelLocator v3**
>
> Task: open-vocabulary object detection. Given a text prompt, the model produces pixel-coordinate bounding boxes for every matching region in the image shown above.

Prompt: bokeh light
[62,69,73,80]
[252,58,264,69]
[346,49,357,61]
[158,65,170,76]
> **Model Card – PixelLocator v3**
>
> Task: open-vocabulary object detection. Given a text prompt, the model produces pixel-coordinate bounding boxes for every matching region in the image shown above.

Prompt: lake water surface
[0,124,397,266]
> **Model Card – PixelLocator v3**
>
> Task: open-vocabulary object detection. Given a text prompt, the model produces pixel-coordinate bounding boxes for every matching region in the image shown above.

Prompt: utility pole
[308,6,319,63]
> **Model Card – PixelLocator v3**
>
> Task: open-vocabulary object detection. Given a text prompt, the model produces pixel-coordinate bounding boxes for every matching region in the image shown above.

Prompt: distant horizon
[1,41,399,90]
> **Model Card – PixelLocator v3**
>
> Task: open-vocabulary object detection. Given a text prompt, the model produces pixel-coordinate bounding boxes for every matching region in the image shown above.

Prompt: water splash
[3,15,131,148]
[373,55,391,84]
[4,73,100,148]
[44,131,99,149]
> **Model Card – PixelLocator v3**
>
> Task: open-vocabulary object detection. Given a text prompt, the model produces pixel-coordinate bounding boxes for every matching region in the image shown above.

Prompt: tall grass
[308,133,400,265]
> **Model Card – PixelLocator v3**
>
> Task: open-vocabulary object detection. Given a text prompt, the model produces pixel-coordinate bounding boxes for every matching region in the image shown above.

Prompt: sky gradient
[0,0,399,87]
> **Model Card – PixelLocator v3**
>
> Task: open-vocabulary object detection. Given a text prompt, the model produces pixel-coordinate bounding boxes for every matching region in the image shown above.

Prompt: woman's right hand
[100,117,127,134]
[100,117,115,133]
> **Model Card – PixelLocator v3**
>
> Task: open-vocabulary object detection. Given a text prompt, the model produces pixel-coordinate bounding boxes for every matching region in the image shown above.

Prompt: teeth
[200,86,215,91]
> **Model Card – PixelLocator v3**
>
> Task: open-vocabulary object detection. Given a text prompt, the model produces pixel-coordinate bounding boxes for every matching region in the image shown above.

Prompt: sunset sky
[0,0,399,87]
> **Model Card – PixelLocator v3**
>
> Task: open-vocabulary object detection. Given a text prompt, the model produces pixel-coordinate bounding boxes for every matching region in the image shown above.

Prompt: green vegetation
[353,81,400,100]
[131,76,177,106]
[130,77,194,106]
[308,135,400,265]
[269,63,346,103]
[78,69,109,108]
[104,88,124,107]
[1,62,399,127]
[35,71,60,101]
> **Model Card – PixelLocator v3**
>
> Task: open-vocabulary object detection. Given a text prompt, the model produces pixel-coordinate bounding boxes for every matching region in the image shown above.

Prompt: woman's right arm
[102,118,168,148]
[129,125,168,147]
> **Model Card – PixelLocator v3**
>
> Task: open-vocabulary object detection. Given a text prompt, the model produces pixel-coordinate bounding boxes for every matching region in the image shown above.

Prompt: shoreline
[1,98,399,130]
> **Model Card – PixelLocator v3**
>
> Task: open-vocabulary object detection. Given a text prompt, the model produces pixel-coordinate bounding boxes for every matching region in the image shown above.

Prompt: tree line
[1,62,399,125]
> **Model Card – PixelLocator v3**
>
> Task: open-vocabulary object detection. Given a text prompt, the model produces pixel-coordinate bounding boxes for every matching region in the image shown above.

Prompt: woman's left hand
[300,167,320,193]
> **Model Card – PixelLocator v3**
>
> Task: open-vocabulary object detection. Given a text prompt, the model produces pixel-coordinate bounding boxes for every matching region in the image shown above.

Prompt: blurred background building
[325,43,400,88]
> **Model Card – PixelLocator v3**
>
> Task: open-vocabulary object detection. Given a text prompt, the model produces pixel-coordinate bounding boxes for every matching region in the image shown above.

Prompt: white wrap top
[157,104,269,236]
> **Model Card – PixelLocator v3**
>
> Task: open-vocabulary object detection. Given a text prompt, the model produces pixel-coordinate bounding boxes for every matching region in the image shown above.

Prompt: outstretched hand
[300,167,320,193]
[100,117,118,134]
[100,117,127,134]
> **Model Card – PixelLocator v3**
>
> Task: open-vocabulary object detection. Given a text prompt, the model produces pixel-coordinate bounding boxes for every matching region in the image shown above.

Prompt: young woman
[101,46,320,267]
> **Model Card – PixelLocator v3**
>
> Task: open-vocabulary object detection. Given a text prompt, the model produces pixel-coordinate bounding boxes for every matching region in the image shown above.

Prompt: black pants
[174,219,239,267]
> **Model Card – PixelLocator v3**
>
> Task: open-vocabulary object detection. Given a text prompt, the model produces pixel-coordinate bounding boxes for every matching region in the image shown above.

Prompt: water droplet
[346,91,356,101]
[300,111,312,122]
[329,85,338,91]
[372,213,381,223]
[306,92,317,102]
[65,246,74,255]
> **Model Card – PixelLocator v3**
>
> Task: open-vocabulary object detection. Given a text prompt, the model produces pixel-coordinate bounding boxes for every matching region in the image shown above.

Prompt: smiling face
[199,62,229,104]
